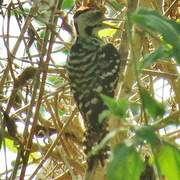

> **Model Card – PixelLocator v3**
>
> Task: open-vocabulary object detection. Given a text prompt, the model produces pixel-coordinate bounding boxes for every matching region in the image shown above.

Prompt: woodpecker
[66,8,120,172]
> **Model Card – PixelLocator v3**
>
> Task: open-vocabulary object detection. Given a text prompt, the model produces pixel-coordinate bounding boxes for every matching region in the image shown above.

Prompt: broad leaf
[107,143,144,180]
[140,87,165,119]
[154,142,180,180]
[131,8,180,63]
[62,0,74,9]
[101,95,128,118]
[135,126,159,147]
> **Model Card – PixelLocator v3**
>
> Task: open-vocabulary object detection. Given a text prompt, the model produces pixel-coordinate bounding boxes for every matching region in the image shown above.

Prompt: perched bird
[66,7,120,175]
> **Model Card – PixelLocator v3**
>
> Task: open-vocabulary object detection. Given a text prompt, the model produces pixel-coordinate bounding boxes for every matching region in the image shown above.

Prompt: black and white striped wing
[97,43,120,97]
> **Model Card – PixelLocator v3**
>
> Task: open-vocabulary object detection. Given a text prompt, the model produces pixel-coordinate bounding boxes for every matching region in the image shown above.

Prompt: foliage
[102,95,180,180]
[131,8,180,63]
[107,143,144,180]
[0,0,179,179]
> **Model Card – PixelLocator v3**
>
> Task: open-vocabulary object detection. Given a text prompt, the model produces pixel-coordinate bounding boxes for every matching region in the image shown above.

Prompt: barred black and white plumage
[66,8,120,173]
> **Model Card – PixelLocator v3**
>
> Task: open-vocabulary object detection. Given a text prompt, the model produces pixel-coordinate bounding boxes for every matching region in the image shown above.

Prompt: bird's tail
[84,121,109,180]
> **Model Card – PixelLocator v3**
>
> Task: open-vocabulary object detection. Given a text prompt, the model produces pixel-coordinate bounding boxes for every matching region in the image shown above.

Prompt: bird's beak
[101,19,119,30]
[97,21,118,38]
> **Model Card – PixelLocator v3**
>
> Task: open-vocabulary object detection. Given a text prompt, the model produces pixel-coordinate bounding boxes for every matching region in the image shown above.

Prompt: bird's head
[74,8,116,38]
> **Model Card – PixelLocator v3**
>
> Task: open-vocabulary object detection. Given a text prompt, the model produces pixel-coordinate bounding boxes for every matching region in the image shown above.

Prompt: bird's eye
[94,11,103,19]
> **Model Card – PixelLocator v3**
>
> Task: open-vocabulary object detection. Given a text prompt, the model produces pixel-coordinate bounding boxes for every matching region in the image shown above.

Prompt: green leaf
[107,143,144,180]
[47,75,64,86]
[135,126,159,147]
[166,18,180,34]
[140,87,165,119]
[154,142,180,180]
[139,46,172,70]
[62,0,74,9]
[131,8,180,63]
[5,138,17,153]
[101,95,128,118]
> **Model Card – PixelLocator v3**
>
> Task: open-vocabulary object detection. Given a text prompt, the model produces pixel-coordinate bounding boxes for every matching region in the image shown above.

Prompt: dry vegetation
[0,0,179,179]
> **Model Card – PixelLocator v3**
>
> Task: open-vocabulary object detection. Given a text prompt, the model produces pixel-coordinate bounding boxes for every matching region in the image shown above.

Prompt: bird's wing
[97,43,121,97]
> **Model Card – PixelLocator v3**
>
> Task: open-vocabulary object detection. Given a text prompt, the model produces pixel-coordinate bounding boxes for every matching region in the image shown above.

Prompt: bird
[66,7,121,176]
